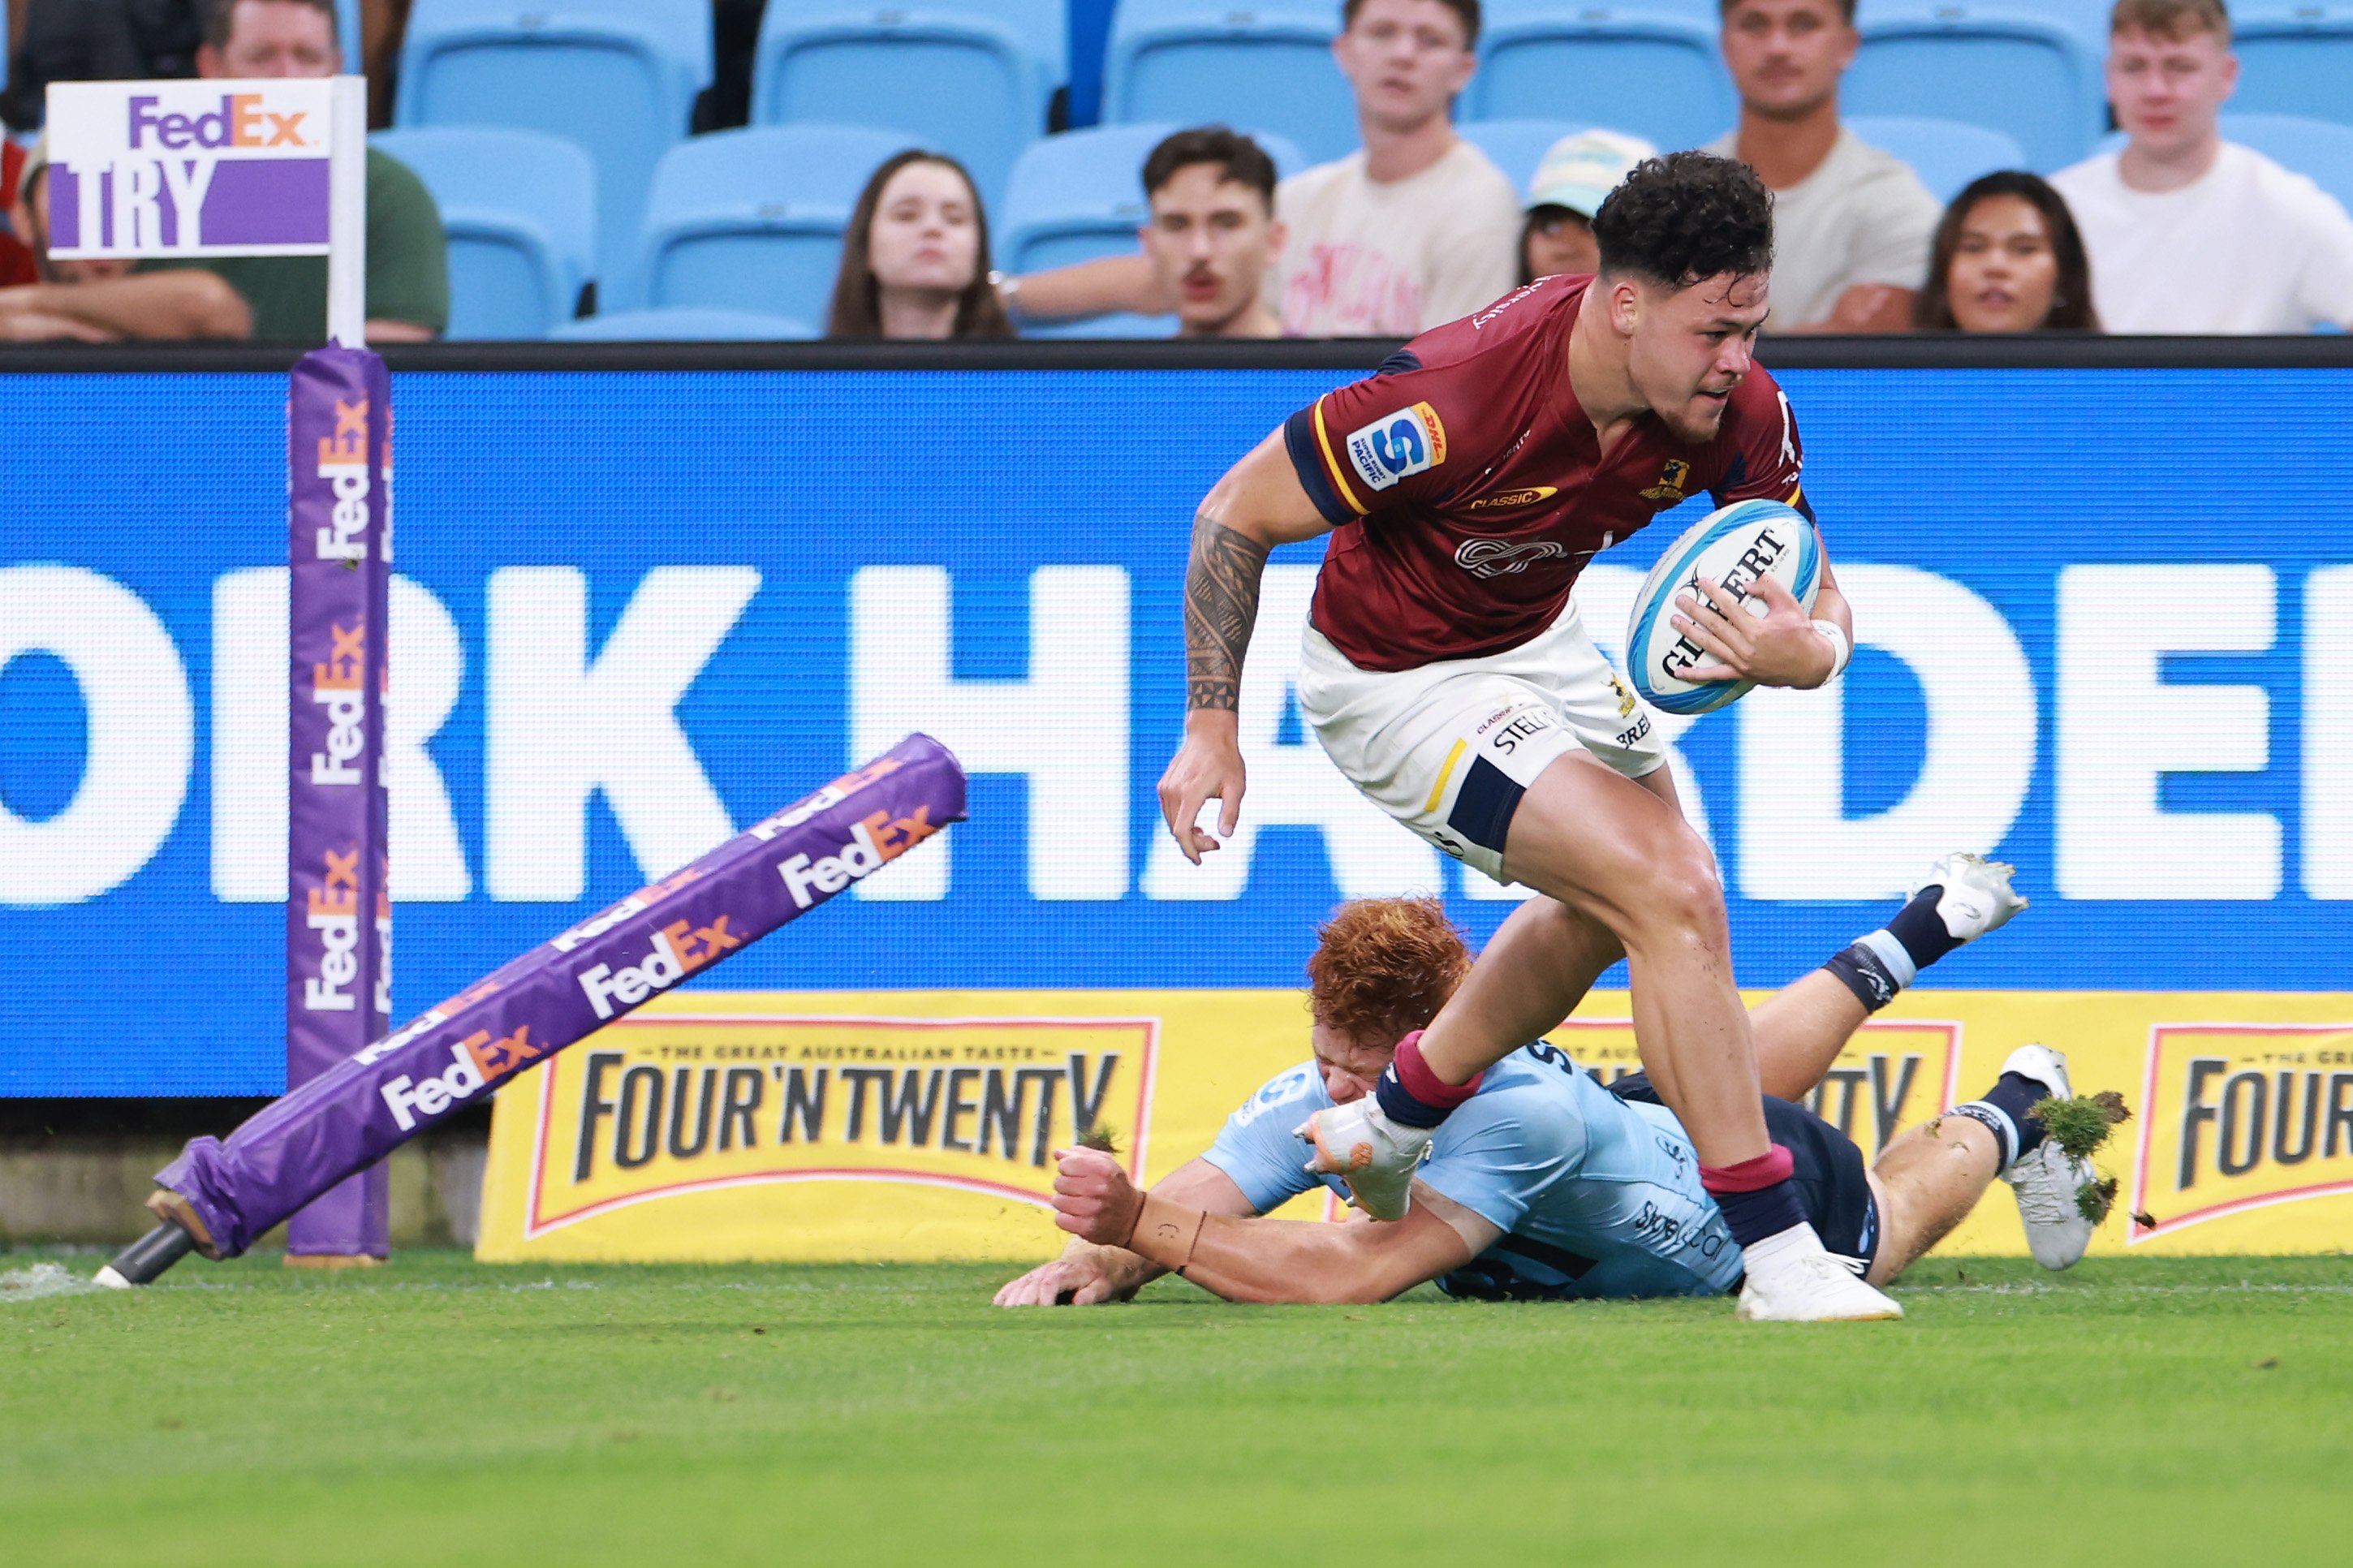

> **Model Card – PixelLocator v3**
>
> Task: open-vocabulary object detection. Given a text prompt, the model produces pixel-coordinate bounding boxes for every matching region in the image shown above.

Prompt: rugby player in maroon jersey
[1157,152,1903,1320]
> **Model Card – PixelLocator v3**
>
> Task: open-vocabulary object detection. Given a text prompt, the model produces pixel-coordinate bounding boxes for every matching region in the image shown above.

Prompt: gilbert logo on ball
[1624,498,1819,716]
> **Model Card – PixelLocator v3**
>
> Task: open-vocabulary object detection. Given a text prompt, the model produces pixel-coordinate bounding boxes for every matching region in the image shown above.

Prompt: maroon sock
[1374,1031,1484,1129]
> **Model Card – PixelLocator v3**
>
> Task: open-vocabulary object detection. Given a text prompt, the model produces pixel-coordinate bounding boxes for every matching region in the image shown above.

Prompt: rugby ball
[1623,499,1820,716]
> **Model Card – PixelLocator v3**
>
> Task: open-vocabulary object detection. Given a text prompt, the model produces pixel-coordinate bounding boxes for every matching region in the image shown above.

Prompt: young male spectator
[1705,0,1940,331]
[2049,0,2353,333]
[0,0,447,342]
[1139,127,1286,338]
[1272,0,1519,334]
[1011,0,1519,337]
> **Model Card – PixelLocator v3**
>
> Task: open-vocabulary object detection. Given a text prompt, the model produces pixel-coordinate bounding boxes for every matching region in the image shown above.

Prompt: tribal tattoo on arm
[1183,515,1272,713]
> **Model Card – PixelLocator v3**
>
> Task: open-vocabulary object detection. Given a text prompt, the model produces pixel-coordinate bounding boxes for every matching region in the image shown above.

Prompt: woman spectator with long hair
[826,150,1014,341]
[1916,172,2101,332]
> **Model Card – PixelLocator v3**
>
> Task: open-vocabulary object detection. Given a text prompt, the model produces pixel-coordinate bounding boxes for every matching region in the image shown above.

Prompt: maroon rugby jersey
[1282,274,1812,672]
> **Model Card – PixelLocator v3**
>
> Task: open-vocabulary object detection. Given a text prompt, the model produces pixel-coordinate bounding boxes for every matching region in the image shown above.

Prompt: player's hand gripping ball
[1623,498,1821,715]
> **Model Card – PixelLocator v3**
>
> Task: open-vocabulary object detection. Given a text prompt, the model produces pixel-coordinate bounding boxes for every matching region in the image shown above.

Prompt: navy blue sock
[1980,1071,2051,1159]
[1711,1182,1808,1248]
[1885,884,1963,971]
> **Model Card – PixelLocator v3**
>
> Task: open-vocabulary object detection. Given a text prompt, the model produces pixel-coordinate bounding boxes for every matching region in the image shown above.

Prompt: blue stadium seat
[750,0,1061,213]
[550,308,819,340]
[2097,114,2353,218]
[1102,2,1358,166]
[1843,115,2028,205]
[371,128,597,339]
[998,123,1307,338]
[1457,118,1606,197]
[1470,1,1733,154]
[1847,2,2104,173]
[630,124,924,324]
[337,0,361,68]
[2233,4,2353,127]
[394,0,713,286]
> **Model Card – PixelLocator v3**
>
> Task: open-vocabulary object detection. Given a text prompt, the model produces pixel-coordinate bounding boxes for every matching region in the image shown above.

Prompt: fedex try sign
[43,79,333,257]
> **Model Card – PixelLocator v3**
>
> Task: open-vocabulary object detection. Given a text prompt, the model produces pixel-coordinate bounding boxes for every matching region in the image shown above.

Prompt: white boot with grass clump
[1997,1044,2125,1270]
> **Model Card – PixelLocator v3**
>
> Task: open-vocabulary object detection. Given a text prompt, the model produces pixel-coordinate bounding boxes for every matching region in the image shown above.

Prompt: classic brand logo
[1464,486,1558,512]
[308,621,366,785]
[2132,1025,2353,1242]
[1641,459,1692,502]
[1345,402,1447,493]
[778,806,941,910]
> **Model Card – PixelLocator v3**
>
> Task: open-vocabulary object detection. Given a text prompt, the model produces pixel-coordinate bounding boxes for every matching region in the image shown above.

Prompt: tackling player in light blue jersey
[999,864,2122,1311]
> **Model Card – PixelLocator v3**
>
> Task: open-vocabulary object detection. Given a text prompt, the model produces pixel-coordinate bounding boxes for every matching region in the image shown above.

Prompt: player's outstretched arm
[1050,1148,1492,1305]
[1157,430,1334,864]
[994,1157,1261,1307]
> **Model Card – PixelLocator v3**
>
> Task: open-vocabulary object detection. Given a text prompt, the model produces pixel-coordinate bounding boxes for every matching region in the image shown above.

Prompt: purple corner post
[136,735,966,1264]
[285,346,394,1260]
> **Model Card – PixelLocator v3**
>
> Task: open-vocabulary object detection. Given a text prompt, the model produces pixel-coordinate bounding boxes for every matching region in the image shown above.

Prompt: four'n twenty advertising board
[2,363,2350,1258]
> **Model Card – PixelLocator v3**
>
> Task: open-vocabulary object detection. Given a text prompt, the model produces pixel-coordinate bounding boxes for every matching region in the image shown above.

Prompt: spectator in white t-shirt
[1011,0,1519,337]
[2049,0,2353,334]
[1704,0,1941,331]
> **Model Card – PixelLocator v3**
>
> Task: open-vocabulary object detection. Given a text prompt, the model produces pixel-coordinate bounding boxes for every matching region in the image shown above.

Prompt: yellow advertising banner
[477,989,2353,1264]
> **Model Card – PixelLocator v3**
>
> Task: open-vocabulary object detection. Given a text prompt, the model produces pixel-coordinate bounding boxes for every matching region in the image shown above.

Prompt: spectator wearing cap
[1517,128,1655,286]
[0,134,250,340]
[1705,0,1941,331]
[2049,0,2353,332]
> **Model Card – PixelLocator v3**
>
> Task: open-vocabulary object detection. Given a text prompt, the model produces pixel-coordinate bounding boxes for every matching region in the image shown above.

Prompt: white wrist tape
[1812,618,1852,678]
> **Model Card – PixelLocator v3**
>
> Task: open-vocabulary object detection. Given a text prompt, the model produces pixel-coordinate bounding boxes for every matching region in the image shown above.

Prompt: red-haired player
[998,872,2107,1310]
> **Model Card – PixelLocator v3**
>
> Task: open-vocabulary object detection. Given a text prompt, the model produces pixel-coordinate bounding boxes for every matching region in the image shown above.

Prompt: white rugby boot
[1294,1099,1430,1221]
[1919,851,2028,944]
[1997,1044,2099,1270]
[1735,1226,1905,1322]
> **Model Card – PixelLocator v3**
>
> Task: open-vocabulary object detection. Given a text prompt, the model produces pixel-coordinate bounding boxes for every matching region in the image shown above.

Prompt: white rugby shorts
[1296,598,1667,882]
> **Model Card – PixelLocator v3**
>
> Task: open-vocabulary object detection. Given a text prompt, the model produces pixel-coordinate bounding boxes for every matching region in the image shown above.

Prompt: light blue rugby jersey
[1205,1045,1743,1300]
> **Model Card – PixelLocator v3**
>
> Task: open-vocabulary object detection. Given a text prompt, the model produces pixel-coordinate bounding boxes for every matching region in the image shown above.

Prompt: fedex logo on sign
[127,94,312,151]
[303,846,363,1012]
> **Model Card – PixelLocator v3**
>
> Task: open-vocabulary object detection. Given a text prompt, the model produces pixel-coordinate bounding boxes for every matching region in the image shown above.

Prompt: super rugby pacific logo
[1454,537,1569,579]
[778,806,941,911]
[1345,402,1447,493]
[308,621,367,785]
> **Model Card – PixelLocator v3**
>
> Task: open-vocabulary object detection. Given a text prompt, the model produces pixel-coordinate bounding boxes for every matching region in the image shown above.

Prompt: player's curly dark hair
[1591,151,1774,291]
[1307,897,1471,1046]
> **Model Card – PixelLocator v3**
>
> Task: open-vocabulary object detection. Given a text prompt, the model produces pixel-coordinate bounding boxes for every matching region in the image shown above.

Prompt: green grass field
[6,1250,2349,1566]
